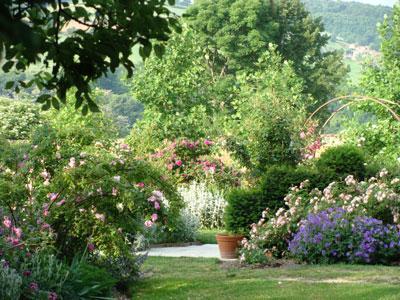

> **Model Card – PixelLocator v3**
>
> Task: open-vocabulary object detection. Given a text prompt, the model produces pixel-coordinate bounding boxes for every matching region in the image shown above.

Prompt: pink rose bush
[148,138,242,187]
[240,170,400,264]
[0,131,183,295]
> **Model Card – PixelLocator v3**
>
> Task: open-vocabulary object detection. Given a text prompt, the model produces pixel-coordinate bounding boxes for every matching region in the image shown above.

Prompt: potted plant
[216,232,244,259]
[216,189,257,259]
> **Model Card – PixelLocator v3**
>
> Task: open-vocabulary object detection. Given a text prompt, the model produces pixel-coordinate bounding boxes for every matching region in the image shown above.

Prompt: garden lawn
[133,257,400,299]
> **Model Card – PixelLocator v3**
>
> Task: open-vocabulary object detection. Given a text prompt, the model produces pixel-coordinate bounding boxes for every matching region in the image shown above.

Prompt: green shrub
[0,97,42,140]
[259,165,311,211]
[316,145,366,179]
[225,188,264,234]
[225,164,337,234]
[0,267,22,300]
[63,258,116,299]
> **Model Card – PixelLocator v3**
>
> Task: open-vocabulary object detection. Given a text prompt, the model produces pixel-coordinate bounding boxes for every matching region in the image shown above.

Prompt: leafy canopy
[185,0,348,104]
[0,0,180,113]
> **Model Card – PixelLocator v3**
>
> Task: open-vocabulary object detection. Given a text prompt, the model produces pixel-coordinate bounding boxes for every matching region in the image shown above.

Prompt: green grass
[132,257,400,299]
[345,58,363,83]
[196,229,219,244]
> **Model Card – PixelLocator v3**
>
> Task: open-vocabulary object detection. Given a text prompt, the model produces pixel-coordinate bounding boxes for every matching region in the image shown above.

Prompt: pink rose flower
[12,227,22,238]
[41,223,51,230]
[204,139,213,146]
[300,131,306,139]
[29,282,39,292]
[175,160,183,167]
[154,201,161,210]
[144,220,153,227]
[48,292,58,300]
[56,199,66,207]
[48,193,59,202]
[95,213,105,222]
[151,213,158,222]
[3,217,11,228]
[148,195,157,202]
[136,182,145,188]
[87,243,95,252]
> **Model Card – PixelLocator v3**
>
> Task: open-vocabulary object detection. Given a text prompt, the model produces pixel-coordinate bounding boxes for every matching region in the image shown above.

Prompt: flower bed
[240,170,400,264]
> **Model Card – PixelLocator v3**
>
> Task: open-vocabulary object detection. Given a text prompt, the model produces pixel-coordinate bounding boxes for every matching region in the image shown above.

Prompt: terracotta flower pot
[216,234,244,259]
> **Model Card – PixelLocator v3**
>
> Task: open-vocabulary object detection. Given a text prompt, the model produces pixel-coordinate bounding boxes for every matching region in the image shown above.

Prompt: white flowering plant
[179,182,226,229]
[240,170,400,263]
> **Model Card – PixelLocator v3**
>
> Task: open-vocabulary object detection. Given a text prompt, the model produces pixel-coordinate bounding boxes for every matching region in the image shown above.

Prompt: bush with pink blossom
[146,138,242,188]
[0,121,184,293]
[240,170,400,263]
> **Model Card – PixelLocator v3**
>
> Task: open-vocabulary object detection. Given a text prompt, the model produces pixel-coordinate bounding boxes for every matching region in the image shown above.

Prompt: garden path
[147,244,220,258]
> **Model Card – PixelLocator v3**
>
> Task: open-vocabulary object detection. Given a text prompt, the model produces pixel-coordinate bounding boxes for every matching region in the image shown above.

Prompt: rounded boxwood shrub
[225,188,264,234]
[316,145,366,179]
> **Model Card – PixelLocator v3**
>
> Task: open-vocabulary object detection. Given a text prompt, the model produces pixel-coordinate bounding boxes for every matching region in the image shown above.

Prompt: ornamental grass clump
[289,208,400,264]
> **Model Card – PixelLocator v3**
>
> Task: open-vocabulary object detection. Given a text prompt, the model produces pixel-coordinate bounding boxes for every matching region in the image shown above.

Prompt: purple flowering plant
[240,171,400,264]
[289,208,400,264]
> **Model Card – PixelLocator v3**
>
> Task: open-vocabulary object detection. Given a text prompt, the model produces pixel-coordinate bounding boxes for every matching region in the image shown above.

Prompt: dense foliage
[0,103,184,296]
[1,0,180,111]
[185,0,348,103]
[0,97,42,140]
[315,145,366,180]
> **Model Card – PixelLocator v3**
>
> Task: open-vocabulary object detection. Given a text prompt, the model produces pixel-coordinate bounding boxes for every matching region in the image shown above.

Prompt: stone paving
[148,244,220,258]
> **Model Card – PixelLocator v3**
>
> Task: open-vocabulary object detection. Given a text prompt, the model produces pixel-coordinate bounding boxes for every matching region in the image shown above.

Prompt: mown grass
[132,257,400,299]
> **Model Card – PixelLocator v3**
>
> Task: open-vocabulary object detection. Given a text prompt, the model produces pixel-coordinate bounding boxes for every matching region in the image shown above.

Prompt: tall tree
[0,0,180,113]
[360,4,400,117]
[185,0,348,106]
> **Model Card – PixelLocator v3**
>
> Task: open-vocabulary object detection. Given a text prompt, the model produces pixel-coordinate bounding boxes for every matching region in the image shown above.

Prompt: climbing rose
[87,243,95,252]
[151,213,158,222]
[3,217,11,228]
[154,201,160,210]
[175,160,183,167]
[144,220,153,227]
[136,182,145,188]
[29,282,39,292]
[12,227,22,238]
[56,199,66,207]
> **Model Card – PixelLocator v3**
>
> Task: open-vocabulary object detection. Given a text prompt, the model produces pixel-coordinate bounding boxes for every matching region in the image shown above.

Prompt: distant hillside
[302,0,392,50]
[342,0,397,6]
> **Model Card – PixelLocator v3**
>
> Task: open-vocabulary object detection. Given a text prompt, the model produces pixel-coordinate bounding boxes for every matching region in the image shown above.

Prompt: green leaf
[75,93,84,109]
[139,42,152,59]
[5,81,14,90]
[82,104,89,116]
[2,61,14,72]
[36,94,52,104]
[42,101,51,111]
[154,44,165,58]
[168,0,175,5]
[87,99,100,113]
[51,97,60,110]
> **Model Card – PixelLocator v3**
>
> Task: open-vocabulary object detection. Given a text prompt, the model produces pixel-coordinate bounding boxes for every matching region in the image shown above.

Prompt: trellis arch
[306,95,400,130]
